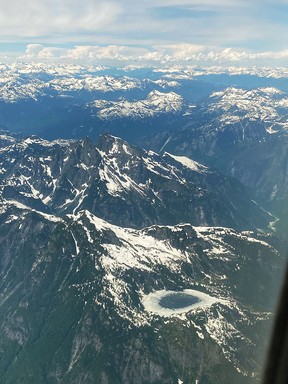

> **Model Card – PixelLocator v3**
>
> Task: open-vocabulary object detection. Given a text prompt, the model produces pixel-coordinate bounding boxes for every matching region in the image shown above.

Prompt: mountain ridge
[0,132,271,230]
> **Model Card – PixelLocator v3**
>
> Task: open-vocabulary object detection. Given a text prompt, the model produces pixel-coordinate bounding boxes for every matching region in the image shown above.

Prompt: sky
[1,0,288,66]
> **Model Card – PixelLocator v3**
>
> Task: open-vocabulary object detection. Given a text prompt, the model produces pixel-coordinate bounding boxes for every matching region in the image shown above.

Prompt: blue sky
[1,0,288,66]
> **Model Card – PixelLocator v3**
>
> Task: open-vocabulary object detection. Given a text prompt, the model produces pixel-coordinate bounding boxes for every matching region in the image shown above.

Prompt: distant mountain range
[1,63,288,140]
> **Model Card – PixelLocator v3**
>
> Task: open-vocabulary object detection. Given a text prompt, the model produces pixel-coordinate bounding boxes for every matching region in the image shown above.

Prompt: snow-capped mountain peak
[91,90,185,120]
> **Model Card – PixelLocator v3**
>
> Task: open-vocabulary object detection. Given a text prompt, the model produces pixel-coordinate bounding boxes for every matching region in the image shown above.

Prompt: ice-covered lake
[159,292,200,309]
[142,289,223,316]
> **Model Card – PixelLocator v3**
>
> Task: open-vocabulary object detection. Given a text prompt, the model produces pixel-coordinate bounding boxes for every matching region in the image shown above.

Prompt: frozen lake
[142,289,224,317]
[159,292,200,309]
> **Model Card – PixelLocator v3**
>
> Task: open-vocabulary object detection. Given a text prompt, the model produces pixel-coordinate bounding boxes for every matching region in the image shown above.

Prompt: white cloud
[0,0,122,36]
[65,45,148,61]
[129,0,249,7]
[23,44,66,60]
[19,43,288,66]
[1,0,288,65]
[21,44,150,63]
[248,49,288,60]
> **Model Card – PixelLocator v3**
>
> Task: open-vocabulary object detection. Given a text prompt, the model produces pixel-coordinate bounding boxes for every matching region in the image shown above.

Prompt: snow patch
[165,153,208,173]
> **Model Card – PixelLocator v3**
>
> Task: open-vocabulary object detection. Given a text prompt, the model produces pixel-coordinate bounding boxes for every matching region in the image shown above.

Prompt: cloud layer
[0,1,121,36]
[20,43,288,66]
[0,0,288,65]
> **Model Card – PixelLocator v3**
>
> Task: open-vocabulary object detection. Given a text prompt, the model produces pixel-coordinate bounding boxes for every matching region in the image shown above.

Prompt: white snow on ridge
[208,86,288,126]
[74,210,185,273]
[93,90,184,120]
[0,135,16,145]
[3,199,62,223]
[97,142,186,196]
[49,75,140,93]
[259,87,284,95]
[71,211,273,287]
[74,210,272,269]
[165,153,208,173]
[98,158,148,197]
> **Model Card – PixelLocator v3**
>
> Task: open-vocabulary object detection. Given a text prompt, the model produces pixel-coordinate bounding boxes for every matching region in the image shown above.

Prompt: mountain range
[0,64,287,383]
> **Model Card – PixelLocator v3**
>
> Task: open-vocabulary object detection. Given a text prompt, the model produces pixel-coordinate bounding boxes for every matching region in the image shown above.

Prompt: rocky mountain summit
[0,133,270,230]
